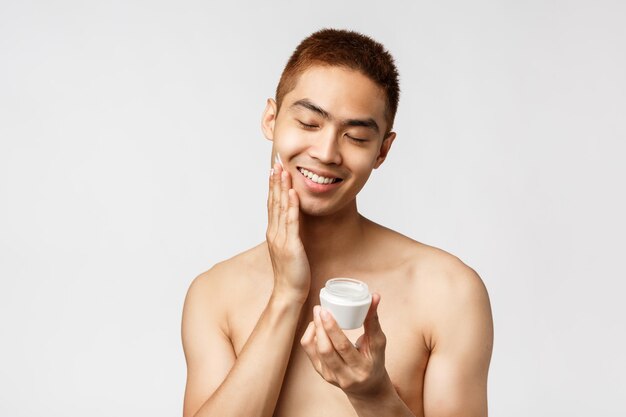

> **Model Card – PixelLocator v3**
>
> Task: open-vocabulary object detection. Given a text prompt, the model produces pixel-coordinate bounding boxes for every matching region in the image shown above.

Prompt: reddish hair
[275,28,400,133]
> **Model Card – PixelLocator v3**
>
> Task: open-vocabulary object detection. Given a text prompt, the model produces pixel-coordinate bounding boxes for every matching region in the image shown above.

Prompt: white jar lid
[322,278,370,303]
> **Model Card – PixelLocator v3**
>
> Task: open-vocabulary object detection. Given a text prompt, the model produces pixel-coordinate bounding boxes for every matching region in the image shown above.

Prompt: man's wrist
[269,288,308,311]
[271,286,308,307]
[346,376,413,417]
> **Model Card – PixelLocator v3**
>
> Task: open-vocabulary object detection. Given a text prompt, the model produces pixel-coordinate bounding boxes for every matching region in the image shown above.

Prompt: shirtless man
[181,29,493,417]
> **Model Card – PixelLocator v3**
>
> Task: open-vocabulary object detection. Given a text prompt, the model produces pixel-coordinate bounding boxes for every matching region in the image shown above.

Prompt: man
[181,28,493,417]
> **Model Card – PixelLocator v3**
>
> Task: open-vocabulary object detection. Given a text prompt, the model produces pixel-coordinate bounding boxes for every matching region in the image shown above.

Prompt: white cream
[320,278,372,329]
[275,152,284,168]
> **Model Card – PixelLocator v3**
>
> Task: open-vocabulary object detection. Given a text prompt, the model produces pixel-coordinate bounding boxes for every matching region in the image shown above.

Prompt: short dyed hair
[275,28,400,133]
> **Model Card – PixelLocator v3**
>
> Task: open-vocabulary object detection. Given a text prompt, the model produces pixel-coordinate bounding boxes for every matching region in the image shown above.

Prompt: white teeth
[298,168,339,184]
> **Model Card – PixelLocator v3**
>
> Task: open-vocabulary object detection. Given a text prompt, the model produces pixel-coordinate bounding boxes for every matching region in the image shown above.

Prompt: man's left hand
[300,293,394,399]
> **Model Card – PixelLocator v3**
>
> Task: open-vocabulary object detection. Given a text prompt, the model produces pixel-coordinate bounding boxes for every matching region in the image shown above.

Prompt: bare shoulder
[183,242,272,323]
[366,218,484,284]
[407,241,493,354]
[189,241,270,291]
[411,241,487,297]
[366,220,492,346]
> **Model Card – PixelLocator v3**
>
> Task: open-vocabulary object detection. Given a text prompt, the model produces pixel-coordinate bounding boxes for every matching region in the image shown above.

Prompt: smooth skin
[181,66,493,417]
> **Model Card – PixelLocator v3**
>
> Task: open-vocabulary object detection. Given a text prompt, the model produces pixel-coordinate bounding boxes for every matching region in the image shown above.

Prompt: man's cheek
[274,138,310,162]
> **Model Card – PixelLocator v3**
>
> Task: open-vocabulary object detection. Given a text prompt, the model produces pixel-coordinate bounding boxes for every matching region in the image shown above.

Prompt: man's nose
[308,128,342,165]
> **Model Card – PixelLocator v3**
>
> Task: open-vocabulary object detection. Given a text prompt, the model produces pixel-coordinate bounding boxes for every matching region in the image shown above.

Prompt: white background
[1,1,625,415]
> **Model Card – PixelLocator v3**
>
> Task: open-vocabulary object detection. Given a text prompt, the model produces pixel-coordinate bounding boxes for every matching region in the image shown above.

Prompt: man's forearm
[193,294,303,417]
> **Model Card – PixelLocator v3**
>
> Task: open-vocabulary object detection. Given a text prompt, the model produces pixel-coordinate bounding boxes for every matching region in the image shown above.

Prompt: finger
[300,321,322,371]
[363,293,386,351]
[268,163,282,237]
[286,189,300,238]
[283,163,292,188]
[313,305,345,371]
[355,334,365,352]
[363,293,381,333]
[267,164,275,223]
[301,321,316,345]
[319,307,361,365]
[278,170,289,234]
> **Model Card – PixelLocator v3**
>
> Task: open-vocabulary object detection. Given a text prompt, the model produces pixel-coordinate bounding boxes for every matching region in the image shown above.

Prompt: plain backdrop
[1,0,625,416]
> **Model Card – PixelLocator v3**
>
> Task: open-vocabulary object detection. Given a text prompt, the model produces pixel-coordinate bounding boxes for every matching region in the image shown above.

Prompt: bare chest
[230,267,430,416]
[273,320,429,416]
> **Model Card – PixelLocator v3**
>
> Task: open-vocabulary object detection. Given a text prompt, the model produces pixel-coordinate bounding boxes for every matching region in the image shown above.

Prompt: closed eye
[298,120,319,130]
[347,135,367,143]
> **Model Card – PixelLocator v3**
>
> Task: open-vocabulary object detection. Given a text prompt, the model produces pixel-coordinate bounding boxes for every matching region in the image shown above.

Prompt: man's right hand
[266,163,310,304]
[182,162,311,417]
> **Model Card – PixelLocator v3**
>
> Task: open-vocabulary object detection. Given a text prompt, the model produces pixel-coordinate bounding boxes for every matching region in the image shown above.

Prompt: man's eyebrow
[291,99,331,119]
[290,98,380,133]
[344,118,379,133]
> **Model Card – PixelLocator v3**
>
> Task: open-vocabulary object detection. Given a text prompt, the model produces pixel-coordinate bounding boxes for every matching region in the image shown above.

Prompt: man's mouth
[297,167,343,184]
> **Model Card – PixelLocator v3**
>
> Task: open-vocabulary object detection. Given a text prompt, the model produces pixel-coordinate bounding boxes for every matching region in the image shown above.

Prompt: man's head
[275,28,400,134]
[262,29,400,217]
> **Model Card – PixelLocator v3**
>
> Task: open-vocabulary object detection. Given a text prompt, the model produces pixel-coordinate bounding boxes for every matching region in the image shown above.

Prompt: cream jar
[319,278,372,330]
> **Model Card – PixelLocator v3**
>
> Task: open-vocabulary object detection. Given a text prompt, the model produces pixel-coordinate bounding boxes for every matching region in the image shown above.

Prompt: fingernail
[320,308,330,322]
[313,305,320,319]
[270,168,274,176]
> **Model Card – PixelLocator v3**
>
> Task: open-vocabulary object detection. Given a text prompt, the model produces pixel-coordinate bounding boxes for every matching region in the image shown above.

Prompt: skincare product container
[319,278,372,330]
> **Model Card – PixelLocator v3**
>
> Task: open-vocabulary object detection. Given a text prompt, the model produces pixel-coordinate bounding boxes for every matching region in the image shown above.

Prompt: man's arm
[300,263,493,417]
[181,270,304,417]
[181,269,235,417]
[422,267,494,417]
[182,164,310,417]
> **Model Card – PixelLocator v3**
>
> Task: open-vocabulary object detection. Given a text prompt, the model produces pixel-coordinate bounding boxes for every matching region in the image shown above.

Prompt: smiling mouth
[297,167,343,184]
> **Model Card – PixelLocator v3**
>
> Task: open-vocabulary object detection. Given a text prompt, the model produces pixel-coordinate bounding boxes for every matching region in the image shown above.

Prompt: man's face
[262,65,395,216]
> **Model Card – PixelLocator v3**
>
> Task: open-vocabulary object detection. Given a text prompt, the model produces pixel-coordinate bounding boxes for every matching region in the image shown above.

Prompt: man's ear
[373,132,396,169]
[261,98,278,141]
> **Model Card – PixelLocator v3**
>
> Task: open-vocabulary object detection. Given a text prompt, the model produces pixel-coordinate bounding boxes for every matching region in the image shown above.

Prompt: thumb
[363,292,383,337]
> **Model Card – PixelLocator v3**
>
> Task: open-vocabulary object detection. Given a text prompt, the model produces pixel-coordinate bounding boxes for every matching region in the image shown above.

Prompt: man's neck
[299,200,367,271]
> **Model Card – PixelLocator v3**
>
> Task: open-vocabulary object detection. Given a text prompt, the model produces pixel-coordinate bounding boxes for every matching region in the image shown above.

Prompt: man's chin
[298,197,351,218]
[298,203,334,217]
